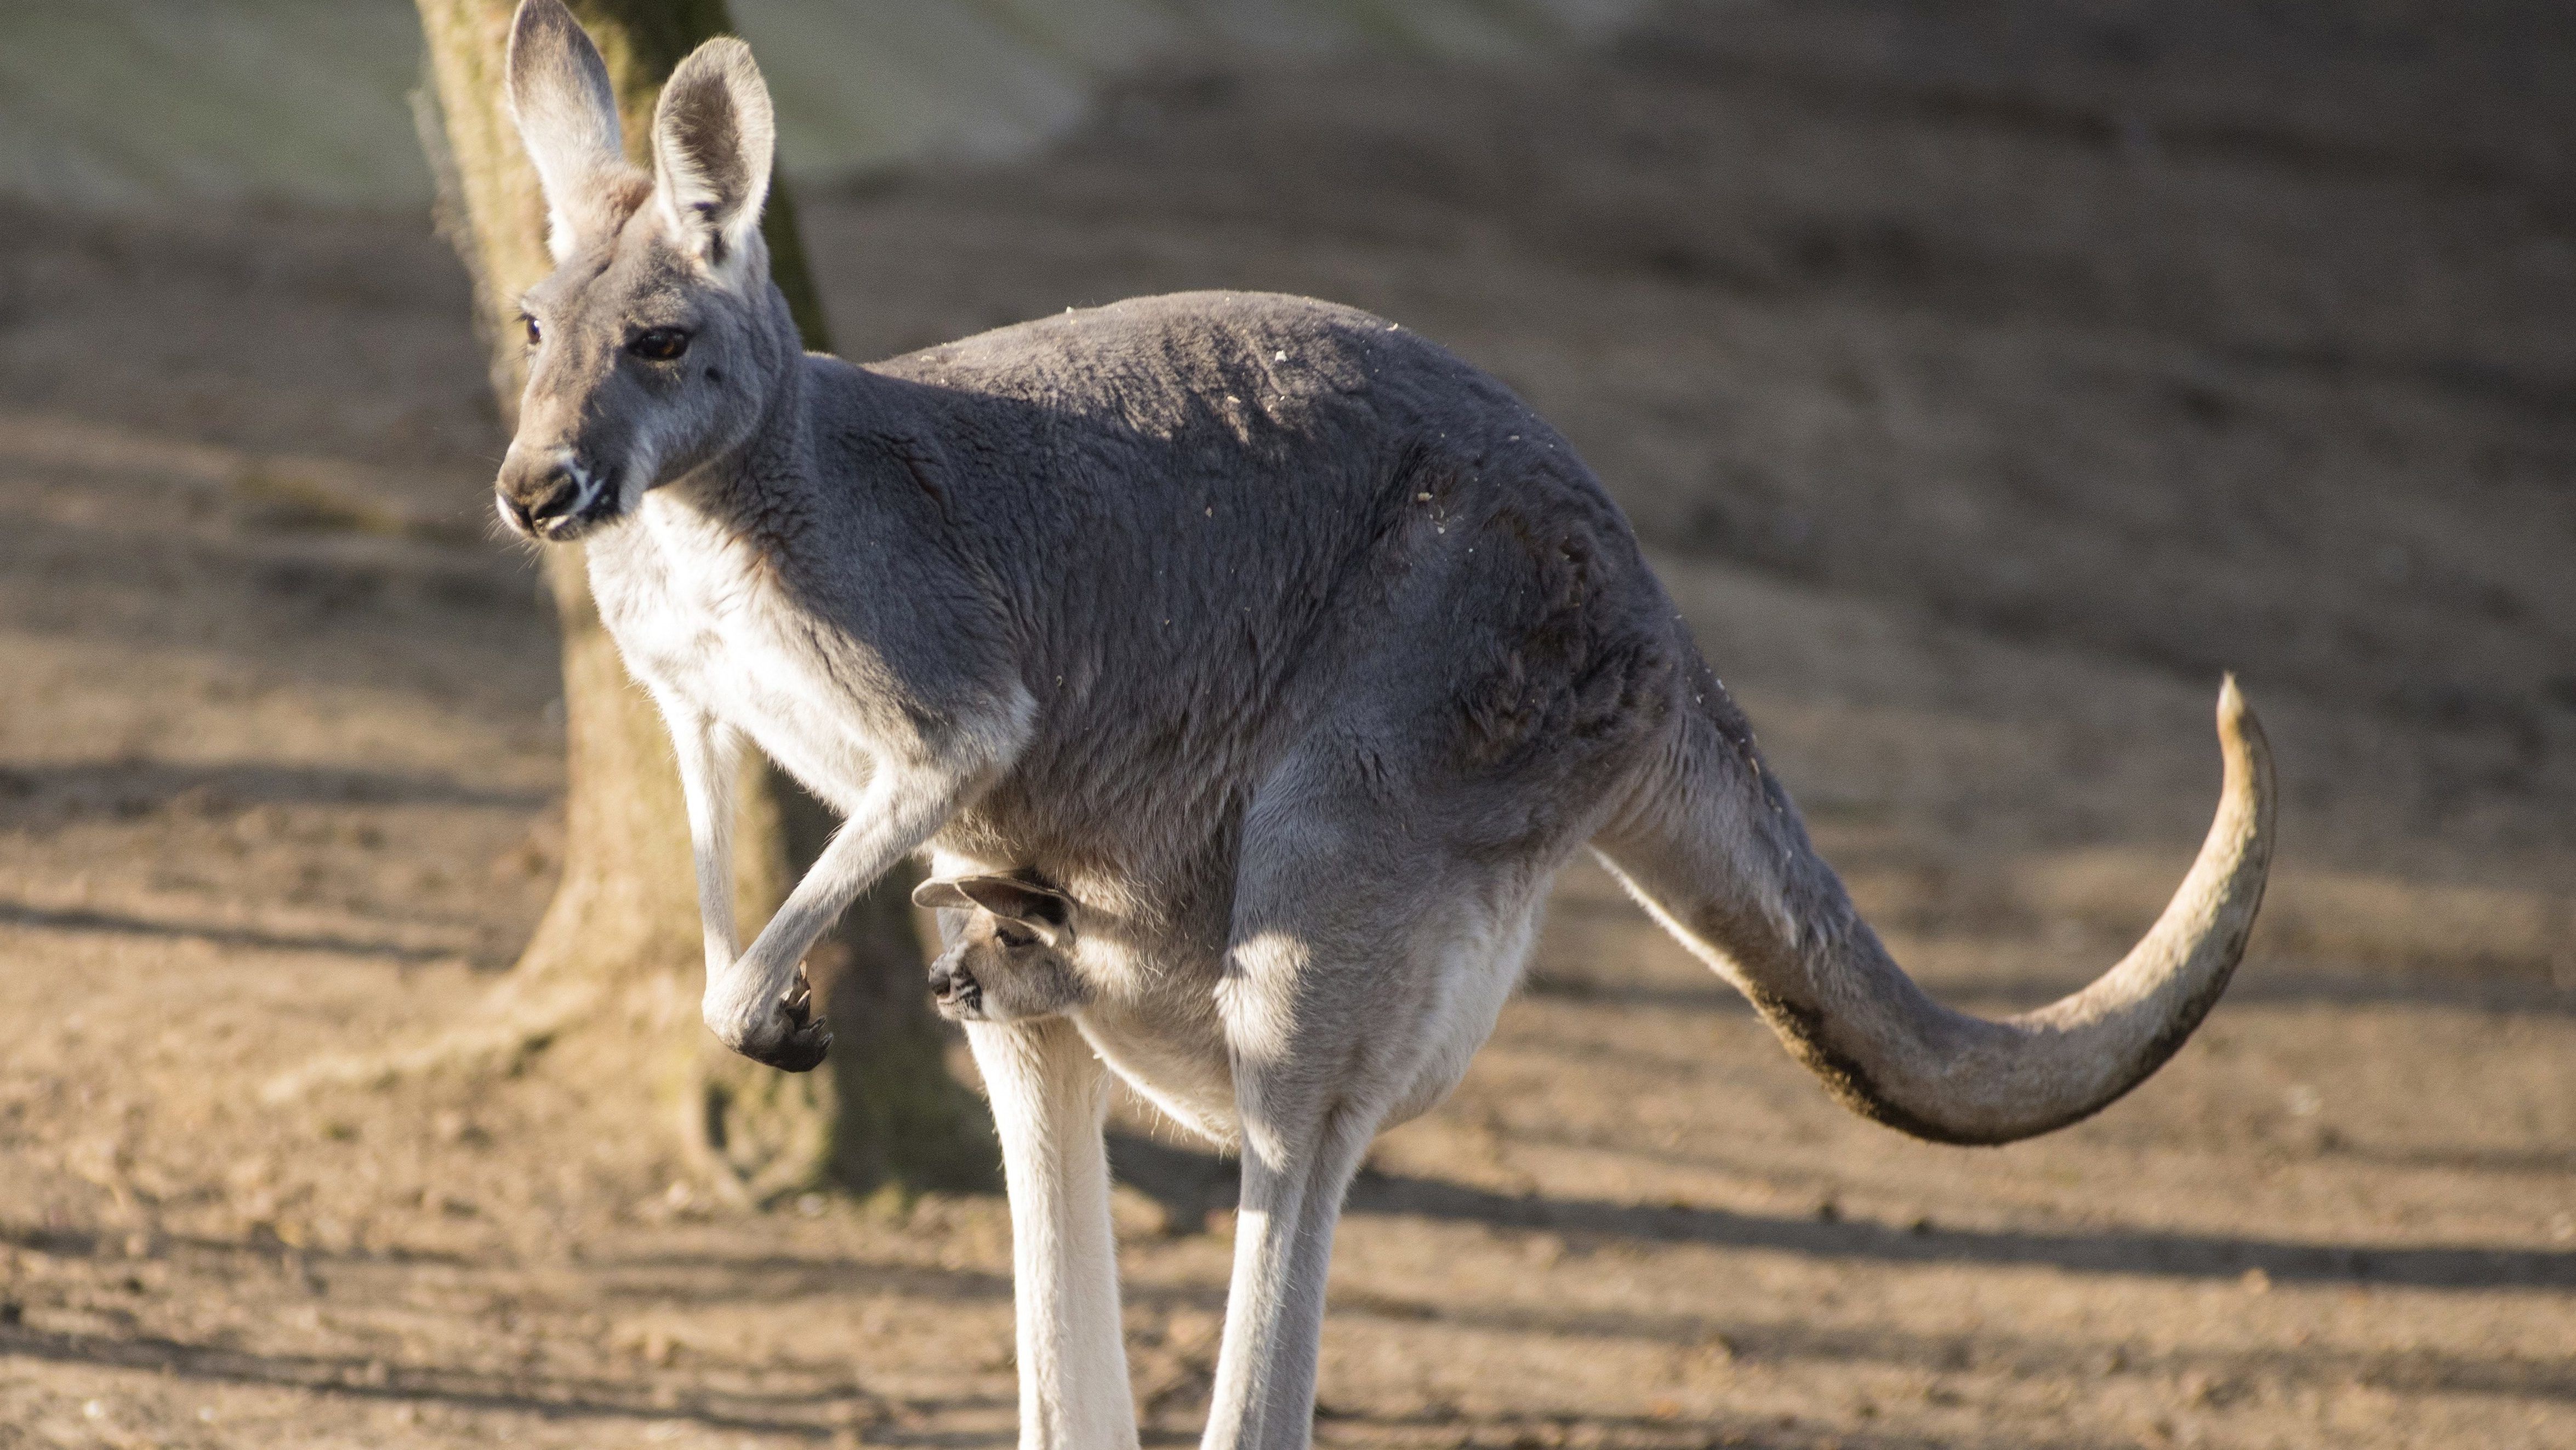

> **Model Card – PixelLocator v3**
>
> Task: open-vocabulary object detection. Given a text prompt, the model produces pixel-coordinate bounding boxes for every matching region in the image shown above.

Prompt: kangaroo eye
[994,926,1036,950]
[520,314,541,347]
[631,328,691,362]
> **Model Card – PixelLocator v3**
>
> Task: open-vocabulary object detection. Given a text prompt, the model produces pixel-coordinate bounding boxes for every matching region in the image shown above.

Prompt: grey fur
[494,4,2277,1447]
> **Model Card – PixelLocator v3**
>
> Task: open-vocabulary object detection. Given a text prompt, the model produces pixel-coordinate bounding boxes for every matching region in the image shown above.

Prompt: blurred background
[0,3,2570,1447]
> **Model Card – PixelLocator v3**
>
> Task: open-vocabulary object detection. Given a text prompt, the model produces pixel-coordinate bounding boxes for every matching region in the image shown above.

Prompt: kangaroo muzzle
[496,447,613,539]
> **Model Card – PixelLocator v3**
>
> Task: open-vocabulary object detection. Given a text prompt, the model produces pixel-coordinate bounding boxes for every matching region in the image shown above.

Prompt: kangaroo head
[912,874,1087,1023]
[493,0,799,542]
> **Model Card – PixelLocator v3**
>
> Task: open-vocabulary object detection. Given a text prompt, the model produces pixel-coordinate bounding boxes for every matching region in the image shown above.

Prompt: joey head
[911,874,1089,1023]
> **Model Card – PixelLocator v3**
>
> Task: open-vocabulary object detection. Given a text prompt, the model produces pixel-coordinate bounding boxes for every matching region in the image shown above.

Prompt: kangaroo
[913,873,1090,1023]
[491,4,2275,1447]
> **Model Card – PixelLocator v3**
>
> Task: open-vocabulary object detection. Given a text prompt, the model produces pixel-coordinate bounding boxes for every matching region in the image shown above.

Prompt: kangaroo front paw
[711,963,833,1073]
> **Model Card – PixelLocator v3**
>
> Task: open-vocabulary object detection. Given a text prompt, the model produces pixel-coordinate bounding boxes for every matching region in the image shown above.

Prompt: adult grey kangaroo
[489,5,2276,1447]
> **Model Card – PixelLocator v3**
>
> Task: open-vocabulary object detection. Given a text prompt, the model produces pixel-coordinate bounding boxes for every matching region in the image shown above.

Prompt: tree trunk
[413,0,990,1198]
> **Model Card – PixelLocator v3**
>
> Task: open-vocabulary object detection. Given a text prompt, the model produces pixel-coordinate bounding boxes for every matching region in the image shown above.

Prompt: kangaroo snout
[928,959,984,1019]
[496,448,613,540]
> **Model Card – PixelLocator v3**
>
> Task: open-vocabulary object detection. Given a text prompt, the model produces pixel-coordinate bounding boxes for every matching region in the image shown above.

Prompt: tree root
[259,964,849,1207]
[257,975,615,1105]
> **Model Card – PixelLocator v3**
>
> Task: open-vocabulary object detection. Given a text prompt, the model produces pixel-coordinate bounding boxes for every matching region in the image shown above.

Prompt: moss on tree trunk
[413,0,990,1198]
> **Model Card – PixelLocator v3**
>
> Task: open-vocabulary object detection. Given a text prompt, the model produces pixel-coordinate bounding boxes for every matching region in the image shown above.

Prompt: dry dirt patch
[2,3,2571,1447]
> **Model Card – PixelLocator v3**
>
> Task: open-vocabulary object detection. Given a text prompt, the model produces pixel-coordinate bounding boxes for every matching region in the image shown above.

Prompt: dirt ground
[2,2,2572,1446]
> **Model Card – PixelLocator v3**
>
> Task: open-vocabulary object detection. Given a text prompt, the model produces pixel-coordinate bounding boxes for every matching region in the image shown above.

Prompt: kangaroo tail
[1595,668,2275,1146]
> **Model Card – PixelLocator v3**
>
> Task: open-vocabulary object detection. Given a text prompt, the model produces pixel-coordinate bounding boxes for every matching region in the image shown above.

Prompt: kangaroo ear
[913,875,1072,945]
[651,36,774,277]
[505,0,629,262]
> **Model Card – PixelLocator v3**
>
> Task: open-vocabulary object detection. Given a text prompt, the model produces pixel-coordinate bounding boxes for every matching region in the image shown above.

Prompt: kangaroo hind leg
[1201,770,1552,1450]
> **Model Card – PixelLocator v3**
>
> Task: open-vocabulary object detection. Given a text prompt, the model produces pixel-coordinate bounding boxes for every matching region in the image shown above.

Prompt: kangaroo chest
[585,504,885,812]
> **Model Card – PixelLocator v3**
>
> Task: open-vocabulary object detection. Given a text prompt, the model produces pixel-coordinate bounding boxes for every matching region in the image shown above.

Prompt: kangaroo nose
[929,963,978,1003]
[496,451,591,538]
[521,469,581,522]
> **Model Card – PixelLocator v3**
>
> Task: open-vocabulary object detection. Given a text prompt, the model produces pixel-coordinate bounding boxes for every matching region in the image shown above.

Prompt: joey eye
[520,314,541,347]
[630,328,691,362]
[994,926,1037,950]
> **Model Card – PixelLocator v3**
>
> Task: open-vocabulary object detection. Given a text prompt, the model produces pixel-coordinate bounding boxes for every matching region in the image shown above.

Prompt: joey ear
[505,0,631,262]
[651,36,775,276]
[912,875,1072,944]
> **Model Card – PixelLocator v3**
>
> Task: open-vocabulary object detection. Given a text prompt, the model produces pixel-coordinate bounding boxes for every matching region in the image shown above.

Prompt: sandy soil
[1,2,2571,1447]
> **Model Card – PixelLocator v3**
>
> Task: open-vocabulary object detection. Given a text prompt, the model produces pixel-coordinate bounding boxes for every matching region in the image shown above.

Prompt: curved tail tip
[2213,673,2275,843]
[2218,673,2256,744]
